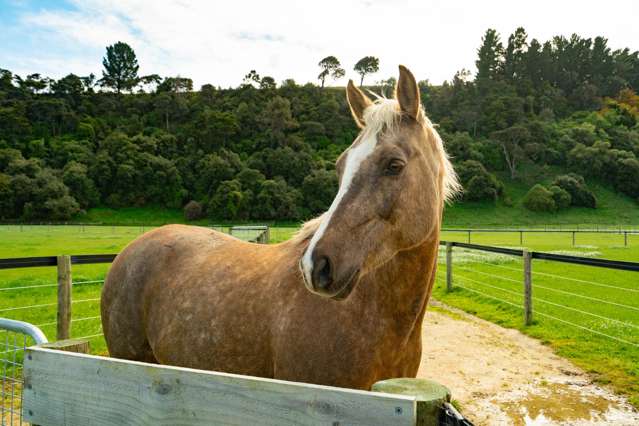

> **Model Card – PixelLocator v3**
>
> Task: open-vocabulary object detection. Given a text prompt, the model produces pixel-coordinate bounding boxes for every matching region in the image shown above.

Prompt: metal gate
[1,318,47,426]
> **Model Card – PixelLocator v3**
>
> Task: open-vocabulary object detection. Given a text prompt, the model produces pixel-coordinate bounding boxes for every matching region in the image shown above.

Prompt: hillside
[1,28,638,224]
[67,175,639,227]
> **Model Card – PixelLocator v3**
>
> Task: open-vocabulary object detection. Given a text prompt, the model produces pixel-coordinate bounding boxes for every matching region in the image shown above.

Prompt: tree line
[0,27,638,221]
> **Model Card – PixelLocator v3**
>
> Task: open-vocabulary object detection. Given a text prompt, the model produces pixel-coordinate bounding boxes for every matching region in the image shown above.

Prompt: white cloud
[7,0,639,88]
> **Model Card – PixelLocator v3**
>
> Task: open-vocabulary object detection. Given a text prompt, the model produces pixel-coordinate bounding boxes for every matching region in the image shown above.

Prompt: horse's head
[300,65,459,300]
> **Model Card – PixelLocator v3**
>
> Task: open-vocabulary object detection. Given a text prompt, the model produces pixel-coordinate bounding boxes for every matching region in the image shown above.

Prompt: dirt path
[417,302,639,425]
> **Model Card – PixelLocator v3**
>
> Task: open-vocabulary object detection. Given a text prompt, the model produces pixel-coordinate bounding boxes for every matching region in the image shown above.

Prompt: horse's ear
[346,80,372,128]
[396,65,420,120]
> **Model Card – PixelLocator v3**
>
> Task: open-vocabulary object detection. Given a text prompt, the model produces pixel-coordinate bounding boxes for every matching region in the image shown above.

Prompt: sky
[1,0,638,89]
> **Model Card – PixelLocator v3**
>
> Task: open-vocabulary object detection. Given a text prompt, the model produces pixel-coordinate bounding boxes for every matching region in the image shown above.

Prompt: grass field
[1,223,638,407]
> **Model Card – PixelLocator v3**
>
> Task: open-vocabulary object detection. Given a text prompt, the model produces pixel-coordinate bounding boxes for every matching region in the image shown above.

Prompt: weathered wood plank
[523,249,533,325]
[23,348,416,426]
[40,338,89,353]
[56,255,72,340]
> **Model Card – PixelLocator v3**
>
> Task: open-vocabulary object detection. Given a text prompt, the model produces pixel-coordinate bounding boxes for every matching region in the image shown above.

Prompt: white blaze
[301,129,378,287]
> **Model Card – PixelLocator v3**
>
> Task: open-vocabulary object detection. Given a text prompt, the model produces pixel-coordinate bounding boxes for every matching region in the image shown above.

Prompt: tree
[242,70,261,88]
[62,161,99,209]
[354,56,380,86]
[100,42,140,93]
[476,29,504,82]
[317,56,345,88]
[260,76,276,90]
[301,169,338,213]
[15,73,49,94]
[258,96,298,144]
[208,180,249,219]
[491,125,531,178]
[503,27,528,83]
[157,76,193,93]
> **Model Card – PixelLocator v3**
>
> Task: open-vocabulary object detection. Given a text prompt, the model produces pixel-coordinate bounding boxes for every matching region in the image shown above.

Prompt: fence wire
[0,322,45,426]
[439,250,639,349]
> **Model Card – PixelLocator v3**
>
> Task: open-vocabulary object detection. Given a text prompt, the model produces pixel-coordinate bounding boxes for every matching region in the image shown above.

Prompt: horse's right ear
[346,80,372,128]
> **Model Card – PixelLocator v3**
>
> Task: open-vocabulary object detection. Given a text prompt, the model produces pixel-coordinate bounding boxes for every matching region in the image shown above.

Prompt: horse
[101,65,459,390]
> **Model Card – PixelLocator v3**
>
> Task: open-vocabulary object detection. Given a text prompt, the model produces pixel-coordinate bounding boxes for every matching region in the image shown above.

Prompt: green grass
[443,180,639,227]
[1,214,638,407]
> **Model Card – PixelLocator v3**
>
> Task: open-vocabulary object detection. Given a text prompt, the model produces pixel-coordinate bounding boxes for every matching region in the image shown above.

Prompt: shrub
[465,174,498,201]
[552,174,597,208]
[548,185,571,209]
[455,160,502,202]
[615,158,639,198]
[523,184,556,212]
[183,200,203,221]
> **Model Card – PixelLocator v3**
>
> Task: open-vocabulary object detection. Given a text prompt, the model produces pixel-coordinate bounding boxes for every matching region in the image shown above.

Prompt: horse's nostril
[313,256,333,290]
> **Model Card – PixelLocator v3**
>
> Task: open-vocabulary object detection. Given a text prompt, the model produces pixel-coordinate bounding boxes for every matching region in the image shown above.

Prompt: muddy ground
[417,301,639,425]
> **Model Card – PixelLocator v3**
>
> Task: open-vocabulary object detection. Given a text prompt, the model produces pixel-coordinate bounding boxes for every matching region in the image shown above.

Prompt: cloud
[2,0,639,88]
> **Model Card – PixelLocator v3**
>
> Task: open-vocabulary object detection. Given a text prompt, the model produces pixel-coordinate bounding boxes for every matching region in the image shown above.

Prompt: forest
[0,27,638,221]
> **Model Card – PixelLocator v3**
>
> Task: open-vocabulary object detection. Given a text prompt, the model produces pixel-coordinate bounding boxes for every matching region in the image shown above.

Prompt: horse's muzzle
[300,253,359,300]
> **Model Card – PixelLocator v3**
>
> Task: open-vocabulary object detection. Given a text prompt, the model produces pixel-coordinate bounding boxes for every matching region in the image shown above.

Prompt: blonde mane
[293,98,460,244]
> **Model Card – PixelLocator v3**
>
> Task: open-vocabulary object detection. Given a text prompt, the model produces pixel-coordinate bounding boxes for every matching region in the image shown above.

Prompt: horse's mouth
[328,269,360,301]
[299,259,360,301]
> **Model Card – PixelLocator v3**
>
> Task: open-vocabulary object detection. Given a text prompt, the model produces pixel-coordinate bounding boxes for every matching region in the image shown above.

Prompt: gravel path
[417,302,639,425]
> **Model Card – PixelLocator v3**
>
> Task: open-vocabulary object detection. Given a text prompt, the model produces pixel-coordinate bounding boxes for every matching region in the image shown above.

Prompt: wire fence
[437,242,639,350]
[0,319,48,426]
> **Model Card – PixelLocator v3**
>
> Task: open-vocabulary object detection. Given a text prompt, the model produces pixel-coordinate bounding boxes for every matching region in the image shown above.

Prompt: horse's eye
[384,159,405,176]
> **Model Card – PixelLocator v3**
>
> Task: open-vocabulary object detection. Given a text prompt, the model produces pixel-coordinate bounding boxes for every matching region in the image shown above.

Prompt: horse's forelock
[363,96,461,204]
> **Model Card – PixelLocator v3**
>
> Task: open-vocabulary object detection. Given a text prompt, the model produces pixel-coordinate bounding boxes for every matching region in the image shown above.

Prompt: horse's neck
[364,237,439,332]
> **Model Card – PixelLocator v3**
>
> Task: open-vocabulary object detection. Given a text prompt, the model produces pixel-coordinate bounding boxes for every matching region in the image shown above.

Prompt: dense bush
[615,158,639,198]
[549,185,572,209]
[552,174,597,208]
[523,184,556,212]
[208,180,250,220]
[183,200,203,221]
[455,160,502,201]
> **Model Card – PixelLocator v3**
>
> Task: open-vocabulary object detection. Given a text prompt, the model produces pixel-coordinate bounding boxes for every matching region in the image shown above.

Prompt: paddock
[2,225,639,424]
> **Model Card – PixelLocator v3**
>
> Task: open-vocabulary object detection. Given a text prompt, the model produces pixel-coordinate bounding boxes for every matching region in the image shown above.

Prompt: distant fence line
[441,227,639,246]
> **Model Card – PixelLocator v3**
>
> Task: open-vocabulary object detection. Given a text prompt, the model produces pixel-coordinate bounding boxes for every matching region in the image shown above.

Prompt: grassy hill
[70,174,639,227]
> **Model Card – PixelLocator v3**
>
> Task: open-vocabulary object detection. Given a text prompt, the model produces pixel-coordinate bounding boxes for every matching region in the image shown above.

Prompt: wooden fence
[22,345,451,425]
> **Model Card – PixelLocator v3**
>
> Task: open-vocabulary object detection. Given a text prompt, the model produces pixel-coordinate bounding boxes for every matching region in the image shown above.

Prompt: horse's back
[100,225,235,361]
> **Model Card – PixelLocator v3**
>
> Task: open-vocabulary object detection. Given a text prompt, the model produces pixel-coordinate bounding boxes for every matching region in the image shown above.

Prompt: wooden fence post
[523,250,532,326]
[372,378,452,426]
[624,231,628,247]
[446,242,453,292]
[57,255,72,340]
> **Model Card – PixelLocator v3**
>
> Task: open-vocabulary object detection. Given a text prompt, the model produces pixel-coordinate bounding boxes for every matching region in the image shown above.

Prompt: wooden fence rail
[22,347,452,425]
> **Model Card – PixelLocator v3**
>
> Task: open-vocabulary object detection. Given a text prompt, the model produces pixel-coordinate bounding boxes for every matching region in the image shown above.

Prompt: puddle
[497,382,621,425]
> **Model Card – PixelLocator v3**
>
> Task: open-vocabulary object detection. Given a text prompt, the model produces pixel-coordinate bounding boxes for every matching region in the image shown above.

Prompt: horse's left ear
[396,65,420,120]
